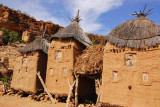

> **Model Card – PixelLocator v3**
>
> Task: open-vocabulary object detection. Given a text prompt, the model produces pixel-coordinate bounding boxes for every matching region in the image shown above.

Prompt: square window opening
[55,51,62,61]
[125,53,136,66]
[112,71,118,80]
[22,57,27,66]
[62,68,67,76]
[142,73,148,82]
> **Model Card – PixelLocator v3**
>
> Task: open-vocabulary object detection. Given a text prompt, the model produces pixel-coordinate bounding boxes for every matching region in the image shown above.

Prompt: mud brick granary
[100,9,160,107]
[11,38,50,94]
[45,10,92,97]
[74,45,103,104]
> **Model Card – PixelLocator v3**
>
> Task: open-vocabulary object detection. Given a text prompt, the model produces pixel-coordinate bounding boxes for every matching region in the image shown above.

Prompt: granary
[74,45,103,105]
[45,10,92,98]
[100,8,160,107]
[11,37,50,94]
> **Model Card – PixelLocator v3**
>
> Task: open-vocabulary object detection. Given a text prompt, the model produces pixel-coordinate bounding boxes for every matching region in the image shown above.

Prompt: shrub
[0,75,12,87]
[34,36,40,39]
[46,21,52,23]
[92,41,98,46]
[1,27,9,41]
[1,27,26,44]
[19,39,26,44]
[8,31,19,43]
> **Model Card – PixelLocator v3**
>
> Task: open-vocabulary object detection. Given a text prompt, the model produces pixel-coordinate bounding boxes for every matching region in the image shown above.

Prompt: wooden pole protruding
[34,71,55,104]
[66,80,76,107]
[75,75,79,107]
[42,26,47,38]
[96,79,101,107]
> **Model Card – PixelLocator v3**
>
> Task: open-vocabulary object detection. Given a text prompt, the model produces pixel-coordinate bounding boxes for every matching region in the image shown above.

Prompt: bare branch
[140,10,142,14]
[131,5,153,17]
[67,16,73,22]
[135,11,138,14]
[145,12,153,16]
[145,8,153,14]
[143,4,147,13]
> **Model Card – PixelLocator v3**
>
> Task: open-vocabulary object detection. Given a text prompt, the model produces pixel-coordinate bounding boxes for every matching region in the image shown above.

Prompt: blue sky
[1,0,160,35]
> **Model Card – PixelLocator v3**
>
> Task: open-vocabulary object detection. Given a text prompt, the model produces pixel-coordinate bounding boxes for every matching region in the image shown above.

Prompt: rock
[22,30,34,43]
[0,31,3,36]
[0,84,4,92]
[78,104,85,107]
[44,95,49,101]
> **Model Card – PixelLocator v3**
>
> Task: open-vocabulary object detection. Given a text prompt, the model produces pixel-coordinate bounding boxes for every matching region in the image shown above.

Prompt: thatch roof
[18,38,50,54]
[107,16,160,49]
[74,46,103,75]
[50,11,92,47]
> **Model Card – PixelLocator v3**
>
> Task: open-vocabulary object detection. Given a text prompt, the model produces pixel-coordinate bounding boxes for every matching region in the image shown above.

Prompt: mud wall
[100,42,160,107]
[11,51,47,94]
[45,38,84,96]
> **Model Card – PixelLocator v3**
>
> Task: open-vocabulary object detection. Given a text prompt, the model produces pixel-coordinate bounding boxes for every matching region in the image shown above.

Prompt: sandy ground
[0,95,66,107]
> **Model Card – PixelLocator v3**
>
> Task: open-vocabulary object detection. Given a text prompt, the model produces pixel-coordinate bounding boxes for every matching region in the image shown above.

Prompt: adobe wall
[100,42,160,107]
[45,38,84,96]
[11,51,47,94]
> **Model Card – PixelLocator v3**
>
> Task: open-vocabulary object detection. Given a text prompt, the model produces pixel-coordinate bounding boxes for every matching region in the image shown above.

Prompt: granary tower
[100,7,160,107]
[11,37,50,94]
[45,10,92,97]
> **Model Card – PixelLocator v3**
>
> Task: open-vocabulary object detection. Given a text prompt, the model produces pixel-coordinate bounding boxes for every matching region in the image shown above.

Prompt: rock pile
[0,44,23,76]
[86,33,106,46]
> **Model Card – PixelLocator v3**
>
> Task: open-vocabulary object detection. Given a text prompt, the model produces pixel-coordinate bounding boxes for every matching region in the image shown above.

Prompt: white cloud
[1,0,67,26]
[63,0,124,33]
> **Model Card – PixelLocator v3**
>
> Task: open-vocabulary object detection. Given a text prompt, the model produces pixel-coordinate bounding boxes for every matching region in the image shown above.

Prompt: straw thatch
[74,46,103,75]
[50,11,92,47]
[106,16,160,49]
[18,38,50,54]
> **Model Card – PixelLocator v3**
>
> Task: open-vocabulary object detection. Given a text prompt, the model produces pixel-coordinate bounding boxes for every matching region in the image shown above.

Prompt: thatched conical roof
[18,38,50,54]
[50,11,92,47]
[107,16,160,49]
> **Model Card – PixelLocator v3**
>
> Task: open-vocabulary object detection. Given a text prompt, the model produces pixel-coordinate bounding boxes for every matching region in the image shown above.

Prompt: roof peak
[73,10,80,23]
[68,10,82,23]
[131,4,153,18]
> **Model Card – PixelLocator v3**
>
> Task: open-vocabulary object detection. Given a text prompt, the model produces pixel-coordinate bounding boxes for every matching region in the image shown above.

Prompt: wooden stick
[75,75,79,107]
[96,79,101,107]
[34,71,55,103]
[143,4,147,13]
[42,26,47,38]
[66,80,76,107]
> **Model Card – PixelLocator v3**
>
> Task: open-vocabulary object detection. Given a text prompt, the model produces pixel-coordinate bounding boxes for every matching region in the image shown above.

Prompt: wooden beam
[34,71,55,104]
[42,26,47,38]
[96,79,101,107]
[66,80,76,107]
[75,75,79,107]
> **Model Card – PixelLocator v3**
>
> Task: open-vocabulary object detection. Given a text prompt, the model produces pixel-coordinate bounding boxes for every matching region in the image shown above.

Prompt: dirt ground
[0,95,66,107]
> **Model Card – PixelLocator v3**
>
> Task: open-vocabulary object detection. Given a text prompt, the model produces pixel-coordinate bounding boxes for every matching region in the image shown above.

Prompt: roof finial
[67,10,82,22]
[42,26,47,38]
[74,10,82,23]
[131,4,153,17]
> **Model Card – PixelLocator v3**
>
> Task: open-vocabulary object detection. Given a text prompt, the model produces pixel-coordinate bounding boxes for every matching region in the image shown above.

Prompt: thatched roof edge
[18,38,50,54]
[107,35,160,49]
